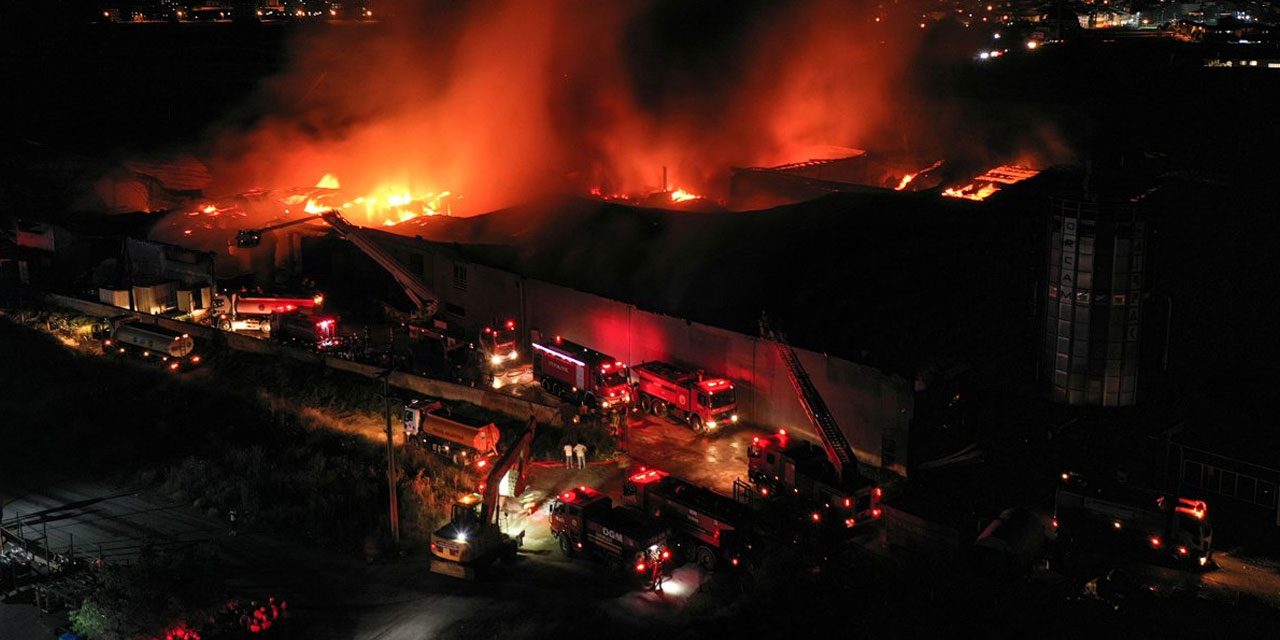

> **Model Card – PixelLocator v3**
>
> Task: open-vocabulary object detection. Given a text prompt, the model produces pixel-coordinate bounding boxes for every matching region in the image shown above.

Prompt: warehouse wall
[523,281,912,475]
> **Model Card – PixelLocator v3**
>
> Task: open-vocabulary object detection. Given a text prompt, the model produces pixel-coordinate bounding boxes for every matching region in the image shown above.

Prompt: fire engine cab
[549,485,671,583]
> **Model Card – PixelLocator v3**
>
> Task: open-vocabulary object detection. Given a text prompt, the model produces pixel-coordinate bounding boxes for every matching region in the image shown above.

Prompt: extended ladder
[760,315,858,481]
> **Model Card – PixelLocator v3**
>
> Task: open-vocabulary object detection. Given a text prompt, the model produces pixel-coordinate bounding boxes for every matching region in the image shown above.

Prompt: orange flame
[895,173,918,191]
[942,182,1000,200]
[670,188,701,203]
[301,175,453,225]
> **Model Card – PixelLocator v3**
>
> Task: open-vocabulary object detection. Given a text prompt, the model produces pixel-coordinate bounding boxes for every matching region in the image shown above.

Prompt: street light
[376,371,400,546]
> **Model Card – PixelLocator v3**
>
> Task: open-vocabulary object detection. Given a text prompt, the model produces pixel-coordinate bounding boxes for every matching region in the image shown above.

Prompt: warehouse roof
[395,186,1043,377]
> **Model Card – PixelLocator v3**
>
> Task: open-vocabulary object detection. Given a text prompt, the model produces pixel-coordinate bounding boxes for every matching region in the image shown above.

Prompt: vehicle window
[698,392,709,407]
[766,453,776,464]
[710,389,736,408]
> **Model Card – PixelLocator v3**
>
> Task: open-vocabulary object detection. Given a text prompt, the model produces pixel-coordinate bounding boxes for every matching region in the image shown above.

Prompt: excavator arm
[479,417,538,526]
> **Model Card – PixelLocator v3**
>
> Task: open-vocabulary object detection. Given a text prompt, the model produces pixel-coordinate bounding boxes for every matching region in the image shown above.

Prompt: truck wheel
[558,535,576,558]
[689,415,704,434]
[696,547,717,571]
[654,401,668,419]
[639,395,651,413]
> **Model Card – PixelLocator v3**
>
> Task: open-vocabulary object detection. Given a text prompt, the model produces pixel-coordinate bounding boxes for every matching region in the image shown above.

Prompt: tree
[70,544,223,640]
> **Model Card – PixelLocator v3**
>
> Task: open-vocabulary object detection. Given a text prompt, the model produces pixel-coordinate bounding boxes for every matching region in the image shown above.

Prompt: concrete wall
[523,280,912,474]
[371,239,913,475]
[44,292,563,427]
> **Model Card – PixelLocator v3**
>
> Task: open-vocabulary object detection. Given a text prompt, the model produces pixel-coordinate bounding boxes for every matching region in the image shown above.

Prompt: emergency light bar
[532,342,586,367]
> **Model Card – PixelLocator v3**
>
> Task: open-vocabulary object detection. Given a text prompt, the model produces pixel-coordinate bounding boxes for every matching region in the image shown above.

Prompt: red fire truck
[532,335,632,411]
[549,485,671,585]
[481,319,520,370]
[631,361,738,434]
[269,312,340,349]
[1052,471,1213,568]
[623,468,752,571]
[747,430,882,530]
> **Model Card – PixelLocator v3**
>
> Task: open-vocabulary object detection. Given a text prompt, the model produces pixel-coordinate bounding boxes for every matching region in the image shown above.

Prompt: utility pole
[378,372,400,546]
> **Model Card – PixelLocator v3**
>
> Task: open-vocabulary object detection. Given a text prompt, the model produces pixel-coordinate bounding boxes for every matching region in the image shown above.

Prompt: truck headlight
[731,414,739,423]
[602,400,611,409]
[707,421,718,429]
[490,355,503,365]
[508,350,519,360]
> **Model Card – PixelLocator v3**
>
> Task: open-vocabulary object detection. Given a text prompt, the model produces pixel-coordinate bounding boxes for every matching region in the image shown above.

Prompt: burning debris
[168,174,454,241]
[895,160,944,191]
[942,165,1041,201]
[301,173,454,225]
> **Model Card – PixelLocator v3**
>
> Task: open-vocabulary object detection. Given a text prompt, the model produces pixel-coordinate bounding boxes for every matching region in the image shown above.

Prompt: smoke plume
[200,0,925,214]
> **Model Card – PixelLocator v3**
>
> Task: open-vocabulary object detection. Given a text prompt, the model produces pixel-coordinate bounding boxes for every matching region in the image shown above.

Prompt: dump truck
[532,335,631,411]
[403,398,501,466]
[102,316,201,373]
[623,468,752,570]
[1051,471,1213,568]
[631,360,738,434]
[549,485,671,585]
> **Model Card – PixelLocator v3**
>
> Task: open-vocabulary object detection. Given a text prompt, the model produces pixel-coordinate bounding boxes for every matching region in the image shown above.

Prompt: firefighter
[574,442,588,469]
[228,508,238,536]
[649,548,664,592]
[563,443,574,468]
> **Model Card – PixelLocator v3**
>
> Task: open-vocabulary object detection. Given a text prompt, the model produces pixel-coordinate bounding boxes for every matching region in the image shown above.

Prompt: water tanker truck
[102,316,201,372]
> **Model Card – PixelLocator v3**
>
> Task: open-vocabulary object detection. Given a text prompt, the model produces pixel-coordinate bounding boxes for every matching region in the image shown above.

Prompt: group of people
[563,442,589,468]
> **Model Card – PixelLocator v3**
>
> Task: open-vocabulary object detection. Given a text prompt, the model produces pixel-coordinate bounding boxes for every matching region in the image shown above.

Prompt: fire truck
[548,485,672,584]
[1051,472,1213,568]
[631,361,738,434]
[531,335,632,411]
[430,419,537,579]
[480,319,520,371]
[268,312,340,349]
[101,316,202,373]
[623,468,752,570]
[747,430,882,530]
[211,290,324,333]
[749,316,882,530]
[403,398,501,466]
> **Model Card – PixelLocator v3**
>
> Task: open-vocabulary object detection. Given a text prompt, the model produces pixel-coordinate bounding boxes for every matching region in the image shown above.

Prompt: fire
[942,182,1000,201]
[670,188,702,203]
[895,160,943,191]
[302,175,454,226]
[941,165,1040,201]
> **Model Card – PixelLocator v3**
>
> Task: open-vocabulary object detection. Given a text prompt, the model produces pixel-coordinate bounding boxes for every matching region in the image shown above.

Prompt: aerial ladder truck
[429,418,538,579]
[236,210,492,377]
[742,315,881,530]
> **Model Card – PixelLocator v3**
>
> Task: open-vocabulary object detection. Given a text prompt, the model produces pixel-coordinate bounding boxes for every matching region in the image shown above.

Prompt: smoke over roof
[200,0,925,214]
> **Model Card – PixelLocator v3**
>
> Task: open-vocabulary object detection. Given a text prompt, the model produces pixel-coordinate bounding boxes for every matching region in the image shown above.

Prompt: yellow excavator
[429,417,537,579]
